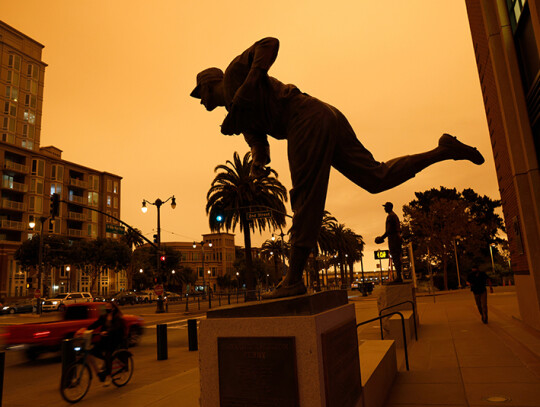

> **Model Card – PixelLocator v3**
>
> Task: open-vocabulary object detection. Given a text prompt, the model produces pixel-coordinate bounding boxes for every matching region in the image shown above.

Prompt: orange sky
[2,0,500,271]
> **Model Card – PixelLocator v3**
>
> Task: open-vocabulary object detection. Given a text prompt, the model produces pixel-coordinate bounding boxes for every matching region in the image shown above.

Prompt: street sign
[374,250,390,260]
[34,288,41,298]
[106,224,125,235]
[154,284,164,296]
[246,210,272,220]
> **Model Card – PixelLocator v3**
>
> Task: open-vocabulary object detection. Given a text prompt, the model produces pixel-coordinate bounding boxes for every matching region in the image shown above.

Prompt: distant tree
[403,187,505,290]
[206,151,288,299]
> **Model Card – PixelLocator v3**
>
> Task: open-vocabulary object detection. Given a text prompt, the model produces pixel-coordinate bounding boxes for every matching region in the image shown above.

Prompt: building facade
[0,21,125,299]
[465,0,540,329]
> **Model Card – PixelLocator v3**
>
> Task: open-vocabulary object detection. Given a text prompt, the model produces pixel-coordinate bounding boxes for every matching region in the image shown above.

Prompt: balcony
[68,211,85,221]
[1,179,28,192]
[0,198,26,211]
[67,228,83,237]
[68,195,86,205]
[3,161,29,174]
[69,178,88,189]
[0,219,25,231]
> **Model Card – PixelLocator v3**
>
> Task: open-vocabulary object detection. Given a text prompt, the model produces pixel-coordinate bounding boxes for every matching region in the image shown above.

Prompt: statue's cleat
[439,133,485,165]
[261,281,307,300]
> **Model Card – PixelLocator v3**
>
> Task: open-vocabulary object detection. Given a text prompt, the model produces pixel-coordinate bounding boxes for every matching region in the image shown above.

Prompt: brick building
[0,21,125,299]
[465,1,540,329]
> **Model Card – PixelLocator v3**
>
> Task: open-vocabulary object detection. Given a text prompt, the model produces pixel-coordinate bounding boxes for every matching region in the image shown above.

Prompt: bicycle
[60,331,134,403]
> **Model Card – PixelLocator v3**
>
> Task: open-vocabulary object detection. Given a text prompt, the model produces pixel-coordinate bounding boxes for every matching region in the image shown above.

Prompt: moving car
[1,299,35,314]
[110,291,141,305]
[41,292,93,312]
[1,302,144,360]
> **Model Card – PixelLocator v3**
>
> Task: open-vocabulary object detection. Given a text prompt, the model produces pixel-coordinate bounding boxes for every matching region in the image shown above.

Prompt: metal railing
[357,312,410,370]
[378,300,418,341]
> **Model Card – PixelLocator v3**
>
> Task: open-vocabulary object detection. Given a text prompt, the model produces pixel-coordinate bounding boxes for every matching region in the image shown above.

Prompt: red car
[0,302,144,360]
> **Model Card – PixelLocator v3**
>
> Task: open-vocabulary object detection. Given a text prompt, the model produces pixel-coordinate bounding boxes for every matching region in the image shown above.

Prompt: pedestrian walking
[467,267,489,323]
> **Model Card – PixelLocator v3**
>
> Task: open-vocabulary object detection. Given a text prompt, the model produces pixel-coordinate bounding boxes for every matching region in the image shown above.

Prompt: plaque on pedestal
[199,290,363,407]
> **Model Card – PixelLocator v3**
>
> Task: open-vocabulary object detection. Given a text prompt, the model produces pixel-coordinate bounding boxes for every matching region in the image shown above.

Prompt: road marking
[146,315,205,329]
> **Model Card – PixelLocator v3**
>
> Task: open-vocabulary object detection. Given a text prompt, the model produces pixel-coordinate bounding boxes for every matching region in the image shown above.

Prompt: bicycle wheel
[111,350,133,387]
[60,362,92,403]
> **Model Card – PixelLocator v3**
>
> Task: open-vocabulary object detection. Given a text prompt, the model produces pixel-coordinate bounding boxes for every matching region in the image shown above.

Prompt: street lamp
[29,215,49,313]
[141,195,175,312]
[453,236,462,288]
[489,243,496,275]
[193,241,212,295]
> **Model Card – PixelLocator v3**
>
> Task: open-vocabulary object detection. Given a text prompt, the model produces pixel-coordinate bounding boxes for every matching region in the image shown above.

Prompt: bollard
[219,294,221,306]
[0,352,4,407]
[185,294,189,312]
[228,293,231,305]
[208,293,212,309]
[165,300,169,313]
[157,324,168,360]
[188,319,198,351]
[198,296,200,310]
[61,338,76,380]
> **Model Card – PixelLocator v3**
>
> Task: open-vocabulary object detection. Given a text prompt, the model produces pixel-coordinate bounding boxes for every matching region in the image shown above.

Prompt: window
[31,159,45,177]
[24,94,37,108]
[2,133,15,144]
[21,140,34,150]
[29,196,43,213]
[88,175,99,190]
[107,195,111,207]
[50,183,62,196]
[7,71,20,86]
[2,117,16,132]
[26,79,38,95]
[5,86,18,102]
[88,191,98,206]
[23,124,35,140]
[30,178,44,194]
[51,164,64,181]
[3,101,17,116]
[8,54,21,71]
[27,63,39,80]
[107,180,112,192]
[23,110,35,124]
[113,182,118,194]
[113,197,118,209]
[91,211,98,223]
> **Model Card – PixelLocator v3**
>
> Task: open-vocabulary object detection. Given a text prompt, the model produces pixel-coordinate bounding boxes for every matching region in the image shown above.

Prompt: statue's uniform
[385,212,403,273]
[222,38,424,248]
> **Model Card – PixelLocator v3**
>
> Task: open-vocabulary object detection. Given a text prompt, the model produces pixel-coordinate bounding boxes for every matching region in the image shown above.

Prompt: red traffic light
[160,255,166,261]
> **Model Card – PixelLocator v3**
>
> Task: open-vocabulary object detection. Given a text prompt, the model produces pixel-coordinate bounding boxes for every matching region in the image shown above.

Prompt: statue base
[199,290,363,407]
[376,283,418,335]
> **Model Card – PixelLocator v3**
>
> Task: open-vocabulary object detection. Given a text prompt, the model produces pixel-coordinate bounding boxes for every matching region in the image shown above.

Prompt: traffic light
[214,205,225,224]
[153,234,158,243]
[160,255,166,262]
[50,193,60,219]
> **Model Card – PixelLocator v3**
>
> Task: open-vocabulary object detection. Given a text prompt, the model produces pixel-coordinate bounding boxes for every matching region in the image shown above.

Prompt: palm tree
[121,227,145,290]
[206,151,288,298]
[343,229,365,285]
[261,236,289,283]
[316,211,338,287]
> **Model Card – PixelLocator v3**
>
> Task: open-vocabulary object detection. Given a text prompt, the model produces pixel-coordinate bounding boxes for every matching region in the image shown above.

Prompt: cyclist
[76,302,127,386]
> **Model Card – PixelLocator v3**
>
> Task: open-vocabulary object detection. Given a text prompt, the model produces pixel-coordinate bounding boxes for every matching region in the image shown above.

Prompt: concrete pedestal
[376,283,417,335]
[199,290,363,407]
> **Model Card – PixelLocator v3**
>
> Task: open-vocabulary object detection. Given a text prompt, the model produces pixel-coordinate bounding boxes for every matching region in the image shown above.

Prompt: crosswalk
[145,315,206,330]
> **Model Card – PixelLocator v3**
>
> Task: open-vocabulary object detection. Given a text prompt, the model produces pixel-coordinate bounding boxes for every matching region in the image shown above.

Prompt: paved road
[2,309,204,406]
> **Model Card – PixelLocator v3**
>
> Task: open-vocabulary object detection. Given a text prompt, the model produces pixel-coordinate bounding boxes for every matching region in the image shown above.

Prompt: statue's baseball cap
[190,67,224,98]
[383,202,393,209]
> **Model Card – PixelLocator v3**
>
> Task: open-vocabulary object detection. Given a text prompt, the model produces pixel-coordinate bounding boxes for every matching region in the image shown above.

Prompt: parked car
[41,292,93,312]
[164,291,181,301]
[136,290,155,303]
[1,299,36,315]
[111,291,141,305]
[1,302,144,360]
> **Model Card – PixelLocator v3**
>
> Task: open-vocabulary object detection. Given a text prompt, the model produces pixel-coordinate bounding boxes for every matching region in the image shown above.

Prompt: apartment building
[0,21,125,299]
[465,1,540,329]
[161,232,236,292]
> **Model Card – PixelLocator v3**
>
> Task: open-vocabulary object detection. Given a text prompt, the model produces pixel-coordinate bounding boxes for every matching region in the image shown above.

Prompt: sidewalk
[77,287,540,407]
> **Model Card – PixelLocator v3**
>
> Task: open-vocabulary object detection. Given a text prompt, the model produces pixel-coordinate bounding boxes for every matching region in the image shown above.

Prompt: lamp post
[193,241,212,296]
[489,243,496,275]
[142,196,175,312]
[453,236,462,288]
[29,215,48,314]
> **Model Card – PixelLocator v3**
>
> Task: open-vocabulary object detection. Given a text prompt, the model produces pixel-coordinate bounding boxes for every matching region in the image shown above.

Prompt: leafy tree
[206,151,288,299]
[70,238,131,294]
[121,227,145,290]
[131,245,182,289]
[403,187,504,290]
